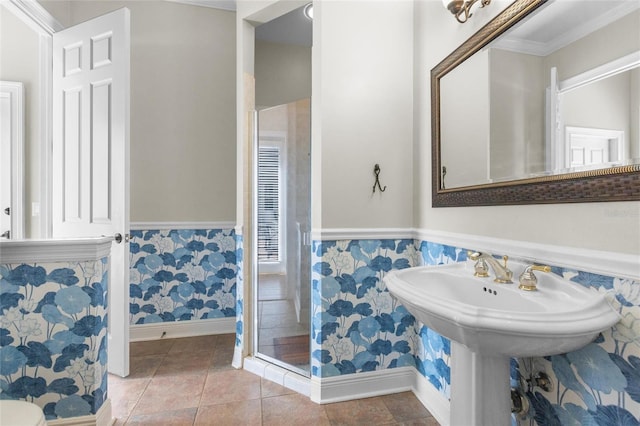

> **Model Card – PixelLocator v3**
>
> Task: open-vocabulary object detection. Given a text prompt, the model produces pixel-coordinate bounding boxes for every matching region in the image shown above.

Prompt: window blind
[257,146,281,262]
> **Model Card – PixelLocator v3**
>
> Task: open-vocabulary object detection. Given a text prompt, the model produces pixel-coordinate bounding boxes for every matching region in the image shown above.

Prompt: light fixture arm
[445,0,492,23]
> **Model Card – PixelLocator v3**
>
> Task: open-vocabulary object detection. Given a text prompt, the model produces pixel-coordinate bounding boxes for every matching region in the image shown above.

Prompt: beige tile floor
[109,334,440,425]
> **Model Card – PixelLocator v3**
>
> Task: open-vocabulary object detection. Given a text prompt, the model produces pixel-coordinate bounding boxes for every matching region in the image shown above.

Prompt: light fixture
[304,3,313,20]
[442,0,491,23]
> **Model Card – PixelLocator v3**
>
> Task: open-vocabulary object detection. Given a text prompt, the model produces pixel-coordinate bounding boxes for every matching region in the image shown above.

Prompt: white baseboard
[307,367,449,425]
[129,318,235,342]
[46,398,112,426]
[243,356,311,397]
[244,360,449,423]
[310,367,415,404]
[413,373,450,426]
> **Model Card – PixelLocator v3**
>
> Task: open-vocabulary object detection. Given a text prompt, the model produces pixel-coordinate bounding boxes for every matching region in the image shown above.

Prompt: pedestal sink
[383,261,620,426]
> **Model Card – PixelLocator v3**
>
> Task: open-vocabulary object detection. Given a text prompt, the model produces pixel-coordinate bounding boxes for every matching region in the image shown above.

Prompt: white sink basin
[384,262,619,357]
[384,261,620,426]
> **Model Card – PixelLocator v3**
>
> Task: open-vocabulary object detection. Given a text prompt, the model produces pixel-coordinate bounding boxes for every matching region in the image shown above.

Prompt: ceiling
[168,0,312,47]
[494,0,640,56]
[168,0,637,55]
[254,4,312,47]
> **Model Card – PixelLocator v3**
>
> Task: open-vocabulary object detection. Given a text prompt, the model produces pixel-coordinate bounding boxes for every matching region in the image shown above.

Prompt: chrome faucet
[468,251,513,283]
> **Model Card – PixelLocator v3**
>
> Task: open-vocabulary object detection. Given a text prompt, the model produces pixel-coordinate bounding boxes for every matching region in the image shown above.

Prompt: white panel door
[52,8,130,377]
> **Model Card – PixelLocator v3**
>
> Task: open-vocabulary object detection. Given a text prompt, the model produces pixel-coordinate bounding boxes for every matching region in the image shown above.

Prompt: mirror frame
[431,0,640,207]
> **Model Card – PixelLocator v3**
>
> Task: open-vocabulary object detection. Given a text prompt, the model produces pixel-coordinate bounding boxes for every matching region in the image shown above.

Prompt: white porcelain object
[0,400,46,426]
[384,262,619,357]
[384,261,620,426]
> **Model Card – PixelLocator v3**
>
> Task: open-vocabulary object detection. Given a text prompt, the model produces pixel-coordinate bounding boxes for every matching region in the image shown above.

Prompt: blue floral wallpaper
[311,239,419,378]
[310,237,640,425]
[512,269,640,426]
[0,258,109,420]
[310,239,462,398]
[311,239,464,382]
[234,233,244,351]
[413,240,467,399]
[129,228,237,324]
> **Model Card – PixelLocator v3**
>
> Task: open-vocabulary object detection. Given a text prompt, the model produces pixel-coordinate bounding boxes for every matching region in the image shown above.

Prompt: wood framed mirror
[431,0,640,207]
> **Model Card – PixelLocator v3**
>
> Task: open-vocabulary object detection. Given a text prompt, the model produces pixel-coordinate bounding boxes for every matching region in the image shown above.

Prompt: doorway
[1,2,131,377]
[254,4,312,376]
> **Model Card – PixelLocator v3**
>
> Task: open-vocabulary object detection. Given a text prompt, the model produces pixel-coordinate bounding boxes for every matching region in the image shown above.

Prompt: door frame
[2,0,63,238]
[0,81,25,239]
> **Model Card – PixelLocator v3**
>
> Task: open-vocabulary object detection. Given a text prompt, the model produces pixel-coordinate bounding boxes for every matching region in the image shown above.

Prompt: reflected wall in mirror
[433,0,640,206]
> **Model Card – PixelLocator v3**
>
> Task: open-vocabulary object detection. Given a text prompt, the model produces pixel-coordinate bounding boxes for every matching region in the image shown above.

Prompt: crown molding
[4,0,64,35]
[165,0,236,12]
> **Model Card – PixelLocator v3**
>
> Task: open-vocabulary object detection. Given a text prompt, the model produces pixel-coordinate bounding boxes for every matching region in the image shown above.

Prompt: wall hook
[372,164,387,193]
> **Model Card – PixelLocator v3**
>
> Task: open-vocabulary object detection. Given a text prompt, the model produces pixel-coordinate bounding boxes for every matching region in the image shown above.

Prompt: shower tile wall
[0,258,109,420]
[129,228,237,324]
[310,237,640,425]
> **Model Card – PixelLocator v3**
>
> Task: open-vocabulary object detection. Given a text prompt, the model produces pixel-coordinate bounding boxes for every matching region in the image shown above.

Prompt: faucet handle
[467,251,481,261]
[474,259,490,278]
[467,251,490,277]
[518,264,551,291]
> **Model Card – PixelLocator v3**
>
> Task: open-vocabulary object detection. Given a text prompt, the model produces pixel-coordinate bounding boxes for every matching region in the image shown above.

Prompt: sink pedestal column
[450,341,511,426]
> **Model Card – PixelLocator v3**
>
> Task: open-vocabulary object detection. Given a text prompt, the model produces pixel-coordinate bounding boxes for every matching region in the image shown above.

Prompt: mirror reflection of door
[254,3,312,376]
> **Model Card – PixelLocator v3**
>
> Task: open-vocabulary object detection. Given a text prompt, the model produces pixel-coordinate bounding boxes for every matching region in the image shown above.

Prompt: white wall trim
[243,356,311,397]
[129,318,235,342]
[4,0,64,35]
[0,237,112,263]
[166,0,237,12]
[130,221,236,231]
[415,228,640,280]
[0,81,25,240]
[317,228,415,241]
[310,367,415,404]
[39,31,53,239]
[245,363,451,424]
[46,398,112,426]
[312,228,639,280]
[306,367,450,424]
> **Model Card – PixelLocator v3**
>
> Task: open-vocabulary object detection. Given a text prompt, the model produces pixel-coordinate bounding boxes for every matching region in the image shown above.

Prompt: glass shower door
[255,99,311,375]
